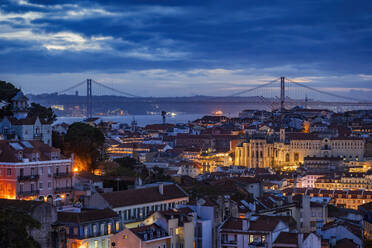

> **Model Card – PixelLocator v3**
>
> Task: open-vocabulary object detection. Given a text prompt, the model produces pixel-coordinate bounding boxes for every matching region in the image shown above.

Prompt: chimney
[159,183,164,195]
[330,236,336,246]
[242,219,250,231]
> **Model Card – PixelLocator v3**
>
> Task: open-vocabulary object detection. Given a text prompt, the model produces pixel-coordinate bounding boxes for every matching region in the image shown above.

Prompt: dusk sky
[1,0,372,97]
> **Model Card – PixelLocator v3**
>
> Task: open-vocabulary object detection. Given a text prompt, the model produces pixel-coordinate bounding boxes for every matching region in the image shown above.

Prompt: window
[94,240,98,248]
[39,182,43,190]
[116,221,119,232]
[31,183,35,192]
[48,167,51,175]
[20,183,24,193]
[39,167,43,175]
[7,169,11,176]
[101,240,106,248]
[84,226,88,237]
[108,223,111,234]
[31,168,35,176]
[19,168,24,177]
[93,225,97,235]
[101,224,105,235]
[48,182,52,189]
[294,153,299,162]
[73,227,78,236]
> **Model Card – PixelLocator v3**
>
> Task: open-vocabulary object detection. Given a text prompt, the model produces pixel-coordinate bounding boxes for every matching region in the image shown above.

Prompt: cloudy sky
[0,0,372,97]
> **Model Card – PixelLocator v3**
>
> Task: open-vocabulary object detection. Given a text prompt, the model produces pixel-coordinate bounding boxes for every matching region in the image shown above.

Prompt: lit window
[116,222,119,232]
[108,223,111,234]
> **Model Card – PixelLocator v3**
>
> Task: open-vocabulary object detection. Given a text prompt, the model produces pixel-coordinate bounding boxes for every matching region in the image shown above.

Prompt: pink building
[0,140,73,203]
[111,224,171,248]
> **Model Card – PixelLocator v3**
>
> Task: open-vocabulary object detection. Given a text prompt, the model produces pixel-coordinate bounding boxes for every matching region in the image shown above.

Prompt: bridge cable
[286,78,368,102]
[228,78,280,97]
[91,80,140,98]
[57,80,86,95]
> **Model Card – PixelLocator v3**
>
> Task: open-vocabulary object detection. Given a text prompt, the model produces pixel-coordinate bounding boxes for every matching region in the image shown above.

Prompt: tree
[0,208,41,248]
[104,157,138,177]
[0,80,20,118]
[0,80,56,123]
[64,122,105,171]
[28,102,57,124]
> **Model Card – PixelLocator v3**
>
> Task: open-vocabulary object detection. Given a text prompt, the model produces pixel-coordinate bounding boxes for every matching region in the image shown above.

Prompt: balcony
[17,174,39,181]
[248,241,266,248]
[19,190,40,197]
[33,133,42,140]
[54,187,73,193]
[53,172,73,179]
[221,240,237,245]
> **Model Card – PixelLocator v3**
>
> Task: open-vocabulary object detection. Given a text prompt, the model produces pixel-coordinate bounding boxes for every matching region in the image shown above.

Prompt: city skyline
[0,0,372,97]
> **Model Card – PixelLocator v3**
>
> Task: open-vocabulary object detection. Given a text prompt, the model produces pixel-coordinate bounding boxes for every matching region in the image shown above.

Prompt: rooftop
[101,184,188,208]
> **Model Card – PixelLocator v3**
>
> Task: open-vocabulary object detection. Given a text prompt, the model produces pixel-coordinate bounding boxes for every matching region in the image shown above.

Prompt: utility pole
[86,79,92,119]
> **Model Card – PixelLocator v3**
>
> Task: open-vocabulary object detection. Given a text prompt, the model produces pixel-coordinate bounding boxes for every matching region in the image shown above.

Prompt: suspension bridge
[55,77,372,118]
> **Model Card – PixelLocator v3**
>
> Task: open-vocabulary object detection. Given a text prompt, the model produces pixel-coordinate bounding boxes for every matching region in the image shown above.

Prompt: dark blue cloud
[0,0,372,96]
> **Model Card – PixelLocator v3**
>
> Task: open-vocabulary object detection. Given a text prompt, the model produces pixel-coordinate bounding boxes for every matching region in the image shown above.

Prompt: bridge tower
[86,79,92,118]
[280,76,285,120]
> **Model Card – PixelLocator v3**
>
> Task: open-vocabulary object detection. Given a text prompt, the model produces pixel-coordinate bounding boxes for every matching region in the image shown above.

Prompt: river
[56,113,206,126]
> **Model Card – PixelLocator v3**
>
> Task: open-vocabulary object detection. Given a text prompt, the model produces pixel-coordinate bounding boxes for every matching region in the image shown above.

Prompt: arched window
[286,153,290,162]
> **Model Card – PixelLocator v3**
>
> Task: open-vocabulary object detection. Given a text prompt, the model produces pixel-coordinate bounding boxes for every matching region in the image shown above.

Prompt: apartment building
[144,207,196,248]
[57,208,122,248]
[283,188,372,210]
[314,173,372,191]
[85,183,189,226]
[218,216,289,248]
[0,140,73,202]
[111,223,171,248]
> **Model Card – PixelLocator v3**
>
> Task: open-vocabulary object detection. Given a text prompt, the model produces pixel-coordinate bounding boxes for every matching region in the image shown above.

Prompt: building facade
[0,140,73,203]
[234,131,364,168]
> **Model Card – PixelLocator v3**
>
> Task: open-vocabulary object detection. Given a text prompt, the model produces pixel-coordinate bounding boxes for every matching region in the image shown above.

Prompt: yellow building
[234,129,365,169]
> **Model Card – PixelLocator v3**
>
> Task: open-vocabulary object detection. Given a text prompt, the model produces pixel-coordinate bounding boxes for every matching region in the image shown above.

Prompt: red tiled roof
[101,184,188,208]
[144,124,175,131]
[58,208,118,223]
[0,140,61,162]
[273,232,298,246]
[334,238,358,248]
[221,216,289,233]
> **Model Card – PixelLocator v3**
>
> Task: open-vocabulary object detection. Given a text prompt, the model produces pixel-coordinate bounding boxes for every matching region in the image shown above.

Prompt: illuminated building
[234,129,365,168]
[197,150,233,173]
[106,143,171,160]
[314,172,372,191]
[143,207,197,248]
[0,140,73,203]
[283,188,372,210]
[57,208,122,248]
[111,224,170,248]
